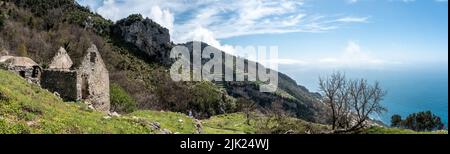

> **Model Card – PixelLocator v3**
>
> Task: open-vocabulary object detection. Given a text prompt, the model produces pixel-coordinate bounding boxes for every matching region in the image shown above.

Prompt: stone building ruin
[0,44,110,112]
[0,55,42,84]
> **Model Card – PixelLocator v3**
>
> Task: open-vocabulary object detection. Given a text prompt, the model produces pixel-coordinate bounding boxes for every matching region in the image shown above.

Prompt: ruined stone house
[41,45,110,112]
[0,55,42,84]
[0,45,110,112]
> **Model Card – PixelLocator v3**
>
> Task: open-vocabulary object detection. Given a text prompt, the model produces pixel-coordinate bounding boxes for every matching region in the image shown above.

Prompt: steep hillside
[1,69,331,134]
[0,0,328,124]
[0,1,236,119]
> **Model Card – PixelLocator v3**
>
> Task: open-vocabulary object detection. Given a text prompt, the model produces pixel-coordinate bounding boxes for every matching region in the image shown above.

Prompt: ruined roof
[0,56,14,63]
[79,44,107,71]
[49,47,73,70]
[0,56,39,67]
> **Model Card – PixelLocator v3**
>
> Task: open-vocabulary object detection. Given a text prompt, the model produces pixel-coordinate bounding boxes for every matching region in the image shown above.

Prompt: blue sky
[76,0,448,74]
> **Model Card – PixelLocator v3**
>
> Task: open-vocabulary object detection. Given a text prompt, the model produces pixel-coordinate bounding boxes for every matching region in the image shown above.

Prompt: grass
[202,113,257,134]
[3,69,446,135]
[362,126,448,134]
[128,111,197,134]
[202,112,331,134]
[0,69,196,134]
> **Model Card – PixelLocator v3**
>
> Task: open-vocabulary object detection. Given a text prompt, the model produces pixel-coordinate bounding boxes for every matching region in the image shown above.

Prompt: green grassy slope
[0,69,198,134]
[2,69,446,134]
[202,113,331,134]
[0,68,329,134]
[202,113,258,134]
[362,127,448,134]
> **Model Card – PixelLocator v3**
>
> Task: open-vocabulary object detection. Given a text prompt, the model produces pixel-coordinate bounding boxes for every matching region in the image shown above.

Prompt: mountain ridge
[0,0,328,123]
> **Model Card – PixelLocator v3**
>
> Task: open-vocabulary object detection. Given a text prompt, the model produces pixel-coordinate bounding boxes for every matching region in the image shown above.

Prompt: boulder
[160,129,172,134]
[109,112,121,117]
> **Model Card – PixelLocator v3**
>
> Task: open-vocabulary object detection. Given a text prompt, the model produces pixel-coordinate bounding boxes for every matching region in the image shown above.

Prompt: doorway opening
[81,75,89,99]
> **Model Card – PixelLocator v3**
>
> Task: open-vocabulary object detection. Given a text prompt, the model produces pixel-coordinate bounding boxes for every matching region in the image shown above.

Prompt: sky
[76,0,448,78]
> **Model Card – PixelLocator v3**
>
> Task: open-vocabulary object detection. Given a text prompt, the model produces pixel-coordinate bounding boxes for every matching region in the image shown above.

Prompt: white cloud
[77,0,369,54]
[77,0,101,10]
[348,0,359,4]
[269,41,400,69]
[335,17,369,23]
[266,58,309,65]
[351,0,447,3]
[317,41,388,68]
[148,6,174,35]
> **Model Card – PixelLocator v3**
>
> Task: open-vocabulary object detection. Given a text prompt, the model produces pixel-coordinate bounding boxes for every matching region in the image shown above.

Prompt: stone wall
[78,45,110,112]
[41,70,80,102]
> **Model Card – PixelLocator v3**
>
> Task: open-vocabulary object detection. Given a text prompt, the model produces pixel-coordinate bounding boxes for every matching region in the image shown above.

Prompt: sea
[281,65,449,128]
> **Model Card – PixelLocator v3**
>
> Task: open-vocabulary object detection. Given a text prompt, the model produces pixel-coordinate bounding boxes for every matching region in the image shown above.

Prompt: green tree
[401,111,444,131]
[110,83,137,113]
[189,82,224,118]
[27,16,36,29]
[0,11,6,30]
[391,114,402,127]
[236,98,257,125]
[17,43,28,57]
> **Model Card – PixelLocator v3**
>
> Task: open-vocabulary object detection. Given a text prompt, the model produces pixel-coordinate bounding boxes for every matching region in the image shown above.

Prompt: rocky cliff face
[112,14,173,65]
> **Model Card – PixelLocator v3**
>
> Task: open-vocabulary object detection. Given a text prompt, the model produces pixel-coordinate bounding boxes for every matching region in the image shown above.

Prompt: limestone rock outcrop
[112,14,173,65]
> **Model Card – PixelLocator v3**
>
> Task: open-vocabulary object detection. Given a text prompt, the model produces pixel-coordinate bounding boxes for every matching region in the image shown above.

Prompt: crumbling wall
[41,70,80,102]
[78,45,110,112]
[48,47,73,70]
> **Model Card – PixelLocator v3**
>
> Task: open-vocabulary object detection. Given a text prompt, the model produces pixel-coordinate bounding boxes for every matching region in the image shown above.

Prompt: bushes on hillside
[0,11,5,29]
[17,43,27,57]
[9,0,77,17]
[154,68,236,119]
[236,98,257,125]
[391,111,445,131]
[0,92,9,102]
[110,83,137,113]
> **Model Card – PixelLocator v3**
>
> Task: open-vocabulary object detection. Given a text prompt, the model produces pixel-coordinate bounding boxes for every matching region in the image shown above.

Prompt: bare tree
[319,72,387,132]
[319,72,346,130]
[237,98,257,125]
[347,79,387,131]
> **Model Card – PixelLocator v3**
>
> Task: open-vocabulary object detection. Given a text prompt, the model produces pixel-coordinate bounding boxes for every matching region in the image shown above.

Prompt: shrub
[391,114,402,127]
[0,11,5,30]
[391,111,445,131]
[189,82,236,118]
[0,92,9,101]
[110,83,137,113]
[17,43,28,57]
